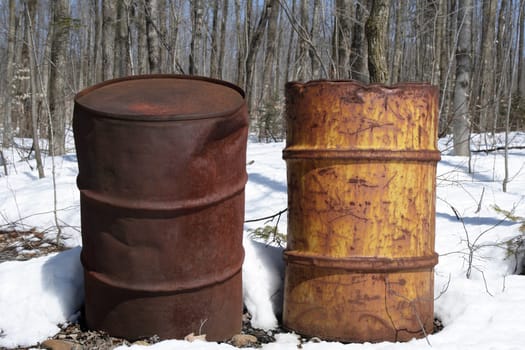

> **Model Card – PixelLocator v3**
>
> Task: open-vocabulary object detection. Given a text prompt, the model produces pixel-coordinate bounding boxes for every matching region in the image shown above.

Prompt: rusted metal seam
[283,149,441,161]
[79,177,247,211]
[284,251,438,272]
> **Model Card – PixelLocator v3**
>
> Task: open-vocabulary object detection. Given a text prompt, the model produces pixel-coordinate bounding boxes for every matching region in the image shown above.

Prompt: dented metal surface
[282,80,440,342]
[73,75,248,341]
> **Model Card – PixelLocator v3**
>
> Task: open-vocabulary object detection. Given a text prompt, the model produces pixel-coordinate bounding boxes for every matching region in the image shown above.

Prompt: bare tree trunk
[478,0,497,132]
[77,0,89,90]
[453,0,472,157]
[262,0,279,98]
[426,0,439,85]
[438,0,453,136]
[210,2,221,78]
[136,0,149,74]
[493,0,509,132]
[245,0,272,111]
[333,0,353,79]
[25,0,45,178]
[168,1,183,74]
[115,0,130,78]
[158,0,167,72]
[309,0,321,78]
[189,0,204,75]
[48,0,70,156]
[218,0,229,80]
[350,1,369,83]
[93,0,103,83]
[18,4,33,138]
[295,0,309,80]
[284,0,296,82]
[390,1,405,84]
[433,0,445,86]
[145,0,161,73]
[235,0,245,86]
[258,0,280,140]
[366,0,390,83]
[102,0,117,80]
[2,0,16,148]
[503,1,524,192]
[519,0,525,103]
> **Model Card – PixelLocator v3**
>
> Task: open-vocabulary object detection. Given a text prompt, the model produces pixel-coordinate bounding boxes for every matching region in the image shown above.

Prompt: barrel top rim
[74,74,246,121]
[286,79,437,92]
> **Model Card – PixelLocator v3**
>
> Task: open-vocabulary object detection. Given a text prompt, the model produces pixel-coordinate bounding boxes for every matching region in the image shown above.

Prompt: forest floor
[0,229,444,350]
[0,229,281,349]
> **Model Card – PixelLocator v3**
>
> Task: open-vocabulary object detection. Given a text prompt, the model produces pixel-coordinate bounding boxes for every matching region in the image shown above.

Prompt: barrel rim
[285,79,437,92]
[74,74,246,121]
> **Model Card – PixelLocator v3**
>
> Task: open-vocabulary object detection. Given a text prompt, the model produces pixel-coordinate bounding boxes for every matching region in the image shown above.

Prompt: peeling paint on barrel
[282,80,440,342]
[73,75,248,341]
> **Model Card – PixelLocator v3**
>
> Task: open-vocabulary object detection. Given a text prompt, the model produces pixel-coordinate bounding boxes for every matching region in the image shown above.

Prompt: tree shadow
[436,211,517,227]
[248,173,287,193]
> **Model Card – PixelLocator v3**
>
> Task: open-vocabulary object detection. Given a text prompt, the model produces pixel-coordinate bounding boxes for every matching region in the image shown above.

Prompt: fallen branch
[244,208,288,223]
[471,145,525,153]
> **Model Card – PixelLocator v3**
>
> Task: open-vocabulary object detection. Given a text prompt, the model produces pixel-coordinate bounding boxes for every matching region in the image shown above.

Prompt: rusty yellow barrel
[73,75,248,341]
[282,80,440,342]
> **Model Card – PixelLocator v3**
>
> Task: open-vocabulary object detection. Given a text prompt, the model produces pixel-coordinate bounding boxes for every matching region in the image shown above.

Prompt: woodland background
[1,0,524,170]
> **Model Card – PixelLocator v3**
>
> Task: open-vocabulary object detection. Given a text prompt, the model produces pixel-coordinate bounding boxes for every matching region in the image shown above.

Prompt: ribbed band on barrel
[78,176,247,211]
[284,250,439,272]
[83,258,244,293]
[282,149,441,162]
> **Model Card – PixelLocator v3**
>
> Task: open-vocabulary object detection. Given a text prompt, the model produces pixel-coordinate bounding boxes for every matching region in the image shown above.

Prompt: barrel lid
[75,75,245,120]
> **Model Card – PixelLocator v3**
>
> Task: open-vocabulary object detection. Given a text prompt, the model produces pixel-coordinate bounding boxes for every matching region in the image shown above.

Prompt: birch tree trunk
[453,0,472,156]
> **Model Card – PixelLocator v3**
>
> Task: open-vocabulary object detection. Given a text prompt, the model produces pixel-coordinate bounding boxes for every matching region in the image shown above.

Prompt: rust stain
[73,75,248,341]
[283,80,439,342]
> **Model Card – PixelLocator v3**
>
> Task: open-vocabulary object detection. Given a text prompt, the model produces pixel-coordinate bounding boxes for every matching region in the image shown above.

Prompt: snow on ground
[1,133,525,349]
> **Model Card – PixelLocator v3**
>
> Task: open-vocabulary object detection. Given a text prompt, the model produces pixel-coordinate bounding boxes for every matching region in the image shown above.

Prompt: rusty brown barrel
[73,75,248,341]
[282,80,440,343]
